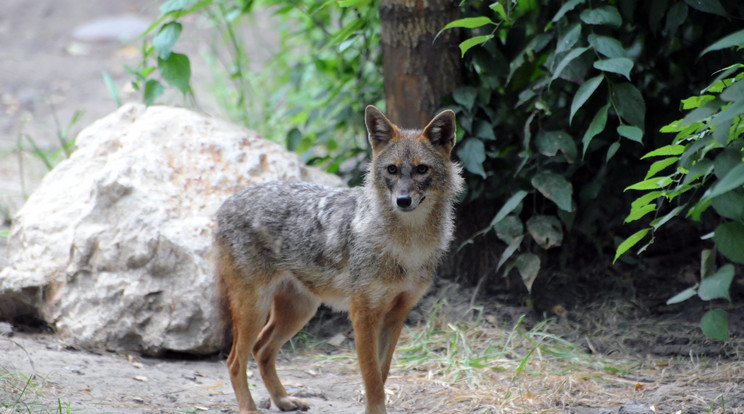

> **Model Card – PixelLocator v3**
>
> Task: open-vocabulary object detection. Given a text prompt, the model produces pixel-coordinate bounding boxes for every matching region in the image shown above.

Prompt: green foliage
[445,0,744,301]
[617,49,744,340]
[132,0,383,182]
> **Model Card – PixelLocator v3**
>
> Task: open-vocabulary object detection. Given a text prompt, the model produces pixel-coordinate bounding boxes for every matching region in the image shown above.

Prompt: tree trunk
[379,0,462,128]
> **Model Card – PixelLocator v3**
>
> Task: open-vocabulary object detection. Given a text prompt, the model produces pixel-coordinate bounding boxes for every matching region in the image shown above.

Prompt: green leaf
[631,191,662,210]
[617,125,643,143]
[497,235,524,272]
[582,103,609,157]
[713,149,741,179]
[712,189,744,220]
[458,35,494,57]
[667,286,698,305]
[457,138,487,178]
[611,83,645,130]
[594,58,634,80]
[531,172,573,212]
[681,100,719,125]
[606,141,621,163]
[720,80,744,102]
[442,16,496,30]
[712,99,744,128]
[328,18,363,46]
[625,176,673,191]
[514,253,541,292]
[570,75,603,124]
[701,29,744,56]
[684,0,727,18]
[556,23,582,54]
[551,47,590,82]
[642,145,686,159]
[494,216,523,244]
[688,198,712,222]
[491,190,529,226]
[490,2,507,20]
[712,118,732,146]
[664,2,688,35]
[651,205,685,230]
[614,228,650,263]
[701,249,716,279]
[713,221,744,263]
[645,157,678,179]
[144,79,165,106]
[552,0,586,22]
[705,163,744,199]
[624,204,655,223]
[102,71,121,107]
[580,6,622,27]
[681,95,716,110]
[588,34,627,58]
[535,130,578,163]
[157,52,191,94]
[160,0,198,14]
[700,308,729,341]
[286,128,302,151]
[453,86,478,110]
[474,120,496,140]
[527,215,563,249]
[698,264,734,301]
[153,22,182,60]
[338,0,370,6]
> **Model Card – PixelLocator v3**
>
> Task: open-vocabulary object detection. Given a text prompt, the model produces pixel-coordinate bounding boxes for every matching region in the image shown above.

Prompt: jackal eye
[386,165,398,174]
[416,165,429,174]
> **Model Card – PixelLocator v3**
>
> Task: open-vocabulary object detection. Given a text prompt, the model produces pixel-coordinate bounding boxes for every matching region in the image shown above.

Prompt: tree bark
[379,0,462,128]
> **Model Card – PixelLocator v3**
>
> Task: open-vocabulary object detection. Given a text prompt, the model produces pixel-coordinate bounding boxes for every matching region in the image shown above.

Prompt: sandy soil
[0,332,379,414]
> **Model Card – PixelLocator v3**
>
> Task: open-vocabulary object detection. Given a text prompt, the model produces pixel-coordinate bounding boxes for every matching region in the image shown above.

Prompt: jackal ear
[365,105,397,153]
[423,110,457,155]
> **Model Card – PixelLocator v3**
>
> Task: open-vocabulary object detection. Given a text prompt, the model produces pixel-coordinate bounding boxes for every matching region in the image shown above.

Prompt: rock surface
[0,103,344,355]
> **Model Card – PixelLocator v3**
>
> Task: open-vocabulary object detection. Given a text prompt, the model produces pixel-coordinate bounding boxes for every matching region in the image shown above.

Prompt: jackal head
[364,105,459,215]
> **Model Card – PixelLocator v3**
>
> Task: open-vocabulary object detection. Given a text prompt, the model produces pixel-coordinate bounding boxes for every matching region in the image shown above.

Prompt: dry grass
[363,303,744,413]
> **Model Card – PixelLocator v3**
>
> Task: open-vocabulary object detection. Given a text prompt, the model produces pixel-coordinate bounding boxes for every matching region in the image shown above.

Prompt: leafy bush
[130,0,383,183]
[444,1,744,295]
[615,32,744,340]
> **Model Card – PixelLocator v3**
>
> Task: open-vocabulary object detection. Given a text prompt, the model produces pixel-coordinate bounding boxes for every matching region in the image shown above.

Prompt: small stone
[72,15,150,43]
[0,322,13,337]
[619,402,654,414]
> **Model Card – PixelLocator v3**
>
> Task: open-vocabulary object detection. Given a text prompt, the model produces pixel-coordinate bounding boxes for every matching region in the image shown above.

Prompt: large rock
[0,103,345,355]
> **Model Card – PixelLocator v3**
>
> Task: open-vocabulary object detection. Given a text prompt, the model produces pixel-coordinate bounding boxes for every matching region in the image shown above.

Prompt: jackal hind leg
[226,290,271,414]
[252,280,319,412]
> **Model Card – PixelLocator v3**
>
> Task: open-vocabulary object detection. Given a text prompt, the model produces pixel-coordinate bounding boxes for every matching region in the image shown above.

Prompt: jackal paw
[276,396,310,412]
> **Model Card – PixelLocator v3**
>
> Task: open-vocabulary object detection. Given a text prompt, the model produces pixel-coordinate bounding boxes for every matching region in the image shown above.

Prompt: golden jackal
[214,105,463,414]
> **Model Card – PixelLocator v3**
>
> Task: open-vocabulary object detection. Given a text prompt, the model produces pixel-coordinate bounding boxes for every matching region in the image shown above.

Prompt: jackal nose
[396,195,412,208]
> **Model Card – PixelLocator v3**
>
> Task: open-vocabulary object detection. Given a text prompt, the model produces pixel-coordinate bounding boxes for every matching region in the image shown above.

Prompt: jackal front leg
[377,293,414,384]
[349,298,387,414]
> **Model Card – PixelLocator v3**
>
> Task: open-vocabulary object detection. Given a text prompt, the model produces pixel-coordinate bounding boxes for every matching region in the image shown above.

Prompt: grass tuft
[0,367,70,414]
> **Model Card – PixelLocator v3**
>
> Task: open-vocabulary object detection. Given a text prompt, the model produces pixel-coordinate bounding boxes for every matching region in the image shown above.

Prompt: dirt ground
[1,282,743,413]
[1,1,743,413]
